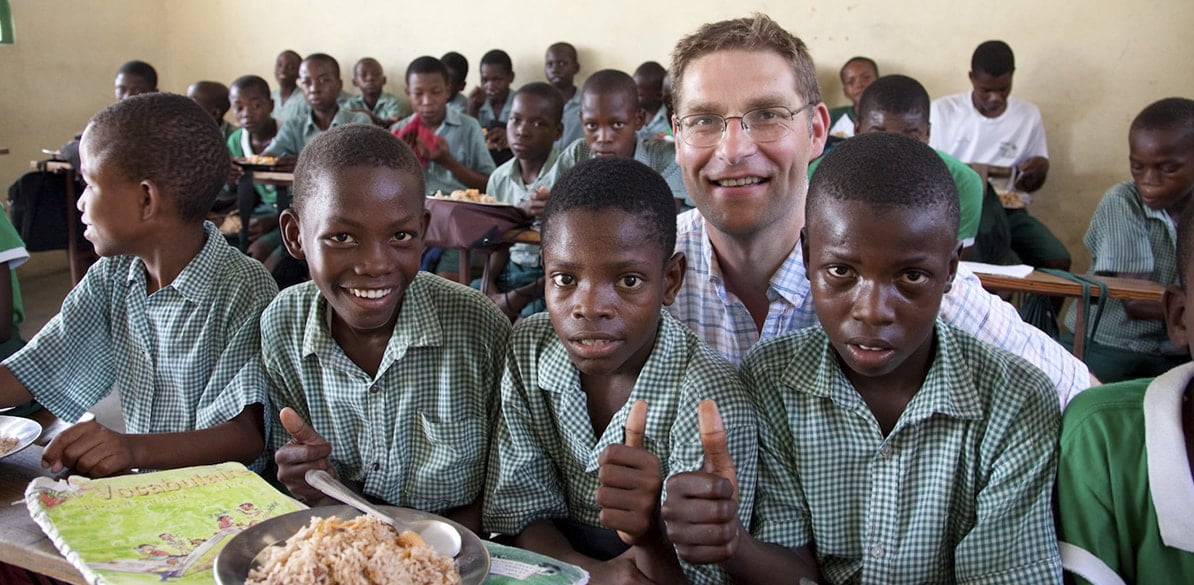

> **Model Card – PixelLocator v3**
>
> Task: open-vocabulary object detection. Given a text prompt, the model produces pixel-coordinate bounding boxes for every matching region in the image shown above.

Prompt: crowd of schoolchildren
[2,12,1192,585]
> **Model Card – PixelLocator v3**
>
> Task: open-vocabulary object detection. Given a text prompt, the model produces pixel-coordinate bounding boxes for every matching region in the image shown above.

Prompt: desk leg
[237,171,255,252]
[1072,300,1087,361]
[458,249,471,285]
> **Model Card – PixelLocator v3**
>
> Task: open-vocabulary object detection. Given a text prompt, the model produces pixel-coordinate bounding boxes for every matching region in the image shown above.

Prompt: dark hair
[857,74,930,120]
[808,132,959,235]
[292,124,424,214]
[633,61,666,84]
[187,81,230,114]
[971,40,1015,77]
[303,53,340,78]
[547,42,578,62]
[1178,202,1194,288]
[480,49,513,73]
[406,56,450,85]
[840,56,878,77]
[1131,97,1194,151]
[278,49,301,62]
[582,69,638,105]
[515,82,565,123]
[543,157,676,259]
[86,93,229,223]
[230,74,271,98]
[116,60,158,88]
[441,52,469,78]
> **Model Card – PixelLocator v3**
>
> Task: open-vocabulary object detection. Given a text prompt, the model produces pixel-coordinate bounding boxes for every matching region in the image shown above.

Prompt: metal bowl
[0,415,42,460]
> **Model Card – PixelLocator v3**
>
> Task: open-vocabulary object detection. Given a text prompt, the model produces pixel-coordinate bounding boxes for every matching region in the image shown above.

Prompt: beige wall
[4,0,1193,271]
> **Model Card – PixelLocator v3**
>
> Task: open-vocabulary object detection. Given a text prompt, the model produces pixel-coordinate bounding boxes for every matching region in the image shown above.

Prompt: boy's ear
[661,252,686,306]
[279,209,306,260]
[139,179,161,222]
[944,242,961,294]
[634,109,646,131]
[1163,284,1190,350]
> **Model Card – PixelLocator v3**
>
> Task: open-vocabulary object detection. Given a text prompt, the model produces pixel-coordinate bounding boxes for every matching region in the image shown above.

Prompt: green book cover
[24,462,303,585]
[483,541,590,585]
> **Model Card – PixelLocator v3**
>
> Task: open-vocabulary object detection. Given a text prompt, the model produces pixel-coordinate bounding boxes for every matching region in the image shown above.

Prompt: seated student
[545,42,583,150]
[271,50,305,123]
[187,81,238,140]
[827,56,878,139]
[344,57,411,128]
[483,157,758,584]
[468,49,516,165]
[441,51,470,115]
[808,74,984,257]
[1062,98,1194,383]
[264,53,371,159]
[265,125,509,533]
[114,59,158,101]
[663,133,1062,584]
[0,94,278,477]
[1056,203,1194,585]
[477,82,564,320]
[225,75,287,268]
[633,61,670,142]
[555,69,690,210]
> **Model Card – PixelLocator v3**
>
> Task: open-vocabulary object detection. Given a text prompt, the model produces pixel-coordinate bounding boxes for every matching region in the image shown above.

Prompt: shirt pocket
[405,412,486,507]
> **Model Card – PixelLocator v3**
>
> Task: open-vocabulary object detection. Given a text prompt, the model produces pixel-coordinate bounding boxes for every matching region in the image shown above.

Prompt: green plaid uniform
[556,137,690,207]
[483,311,757,585]
[263,273,509,513]
[741,321,1062,584]
[486,148,562,268]
[5,222,277,433]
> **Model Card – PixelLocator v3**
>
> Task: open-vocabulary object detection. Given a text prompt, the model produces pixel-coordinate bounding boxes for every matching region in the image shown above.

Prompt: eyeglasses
[674,104,815,148]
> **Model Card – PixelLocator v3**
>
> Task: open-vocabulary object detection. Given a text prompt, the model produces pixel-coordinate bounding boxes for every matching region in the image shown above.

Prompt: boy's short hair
[547,42,578,61]
[840,56,878,76]
[581,69,638,104]
[87,93,229,223]
[292,124,424,214]
[278,49,301,62]
[809,131,959,235]
[406,56,449,84]
[1130,97,1194,150]
[634,61,666,83]
[230,74,271,98]
[303,53,340,77]
[669,13,821,113]
[1177,203,1194,288]
[441,52,468,77]
[971,40,1015,76]
[188,81,231,113]
[857,74,930,120]
[480,49,513,73]
[515,82,565,123]
[116,60,158,87]
[542,157,676,259]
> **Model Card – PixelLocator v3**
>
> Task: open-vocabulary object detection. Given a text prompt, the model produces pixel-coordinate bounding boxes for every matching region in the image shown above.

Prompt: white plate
[0,415,42,460]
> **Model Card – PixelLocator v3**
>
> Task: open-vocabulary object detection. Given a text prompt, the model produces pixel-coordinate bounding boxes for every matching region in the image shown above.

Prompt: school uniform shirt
[446,93,468,116]
[392,109,496,196]
[1062,180,1181,355]
[485,149,562,268]
[217,119,239,141]
[263,106,372,157]
[929,92,1048,207]
[741,321,1063,584]
[344,91,412,124]
[827,105,856,138]
[271,87,307,123]
[1056,363,1194,584]
[0,210,28,327]
[4,222,277,434]
[483,311,757,585]
[555,90,583,151]
[262,273,509,513]
[227,127,277,208]
[636,106,671,141]
[668,209,1092,406]
[477,95,513,129]
[555,137,691,207]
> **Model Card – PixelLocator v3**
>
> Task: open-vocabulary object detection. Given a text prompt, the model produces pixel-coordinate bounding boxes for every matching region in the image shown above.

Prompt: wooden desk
[234,169,293,252]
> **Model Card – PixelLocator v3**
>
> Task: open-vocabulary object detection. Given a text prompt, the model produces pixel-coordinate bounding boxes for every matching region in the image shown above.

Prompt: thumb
[623,400,648,449]
[279,407,326,445]
[698,399,739,500]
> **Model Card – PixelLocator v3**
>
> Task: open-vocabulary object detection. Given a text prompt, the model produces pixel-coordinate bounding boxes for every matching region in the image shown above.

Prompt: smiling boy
[483,157,757,584]
[827,56,878,138]
[270,50,304,123]
[264,124,508,533]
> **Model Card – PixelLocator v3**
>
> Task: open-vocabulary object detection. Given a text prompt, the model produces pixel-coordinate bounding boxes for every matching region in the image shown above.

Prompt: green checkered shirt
[344,91,411,123]
[483,311,757,585]
[741,321,1062,584]
[263,273,509,513]
[555,137,690,206]
[5,222,277,434]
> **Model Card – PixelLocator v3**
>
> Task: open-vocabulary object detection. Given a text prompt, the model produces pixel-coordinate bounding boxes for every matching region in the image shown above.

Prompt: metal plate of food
[0,415,42,460]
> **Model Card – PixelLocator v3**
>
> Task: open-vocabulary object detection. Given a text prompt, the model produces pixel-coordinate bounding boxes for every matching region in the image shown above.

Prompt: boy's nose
[571,283,614,320]
[851,281,896,326]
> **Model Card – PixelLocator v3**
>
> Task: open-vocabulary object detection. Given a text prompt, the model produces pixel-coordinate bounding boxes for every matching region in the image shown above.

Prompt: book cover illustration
[25,462,303,584]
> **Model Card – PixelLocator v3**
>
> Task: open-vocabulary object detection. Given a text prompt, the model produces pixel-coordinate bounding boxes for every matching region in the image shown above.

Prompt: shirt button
[878,444,893,458]
[369,384,380,394]
[870,544,885,559]
[371,461,380,471]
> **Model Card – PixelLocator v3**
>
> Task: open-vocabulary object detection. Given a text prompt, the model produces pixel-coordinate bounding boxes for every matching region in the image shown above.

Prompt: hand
[273,155,298,172]
[247,237,275,262]
[587,549,657,585]
[466,87,486,117]
[42,420,134,477]
[486,127,509,151]
[526,186,550,219]
[228,161,244,185]
[248,215,279,240]
[597,400,663,546]
[1015,156,1049,192]
[274,407,337,505]
[426,136,452,164]
[488,291,521,323]
[661,400,743,565]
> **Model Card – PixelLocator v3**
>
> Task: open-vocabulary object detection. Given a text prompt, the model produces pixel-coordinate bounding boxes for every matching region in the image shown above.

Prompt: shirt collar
[693,213,807,307]
[127,222,222,304]
[507,148,561,186]
[1144,361,1194,552]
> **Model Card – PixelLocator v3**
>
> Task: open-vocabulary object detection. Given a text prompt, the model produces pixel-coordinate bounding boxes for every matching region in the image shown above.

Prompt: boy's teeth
[349,288,392,299]
[579,339,610,346]
[718,177,762,187]
[858,344,883,351]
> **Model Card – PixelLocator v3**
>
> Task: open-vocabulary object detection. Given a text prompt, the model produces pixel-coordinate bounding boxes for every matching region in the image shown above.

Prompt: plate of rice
[0,415,41,460]
[213,504,488,585]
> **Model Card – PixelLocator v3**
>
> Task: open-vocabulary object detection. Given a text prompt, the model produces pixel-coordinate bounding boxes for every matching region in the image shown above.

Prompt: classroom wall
[4,0,1193,272]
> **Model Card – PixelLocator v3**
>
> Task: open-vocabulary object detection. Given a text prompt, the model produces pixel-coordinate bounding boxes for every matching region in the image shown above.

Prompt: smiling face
[77,126,148,257]
[1130,126,1194,214]
[968,70,1012,118]
[281,165,427,342]
[581,90,642,158]
[840,60,878,106]
[299,59,343,112]
[674,49,828,238]
[406,71,449,128]
[805,198,957,393]
[229,86,273,132]
[543,208,683,379]
[508,93,562,164]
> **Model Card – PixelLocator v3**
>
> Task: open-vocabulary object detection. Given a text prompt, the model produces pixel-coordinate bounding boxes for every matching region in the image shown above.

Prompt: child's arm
[0,366,34,409]
[40,404,264,477]
[1016,156,1050,192]
[426,137,489,190]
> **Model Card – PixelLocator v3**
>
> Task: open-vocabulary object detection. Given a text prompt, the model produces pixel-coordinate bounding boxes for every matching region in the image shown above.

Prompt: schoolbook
[484,541,590,585]
[25,462,303,585]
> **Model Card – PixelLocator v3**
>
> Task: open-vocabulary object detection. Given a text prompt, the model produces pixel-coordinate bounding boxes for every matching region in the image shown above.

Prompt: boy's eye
[901,270,929,284]
[326,233,356,244]
[393,232,415,242]
[612,122,626,130]
[617,275,643,289]
[550,274,575,287]
[826,265,852,278]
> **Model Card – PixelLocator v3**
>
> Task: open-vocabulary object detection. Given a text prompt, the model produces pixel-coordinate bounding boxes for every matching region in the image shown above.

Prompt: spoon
[304,468,463,557]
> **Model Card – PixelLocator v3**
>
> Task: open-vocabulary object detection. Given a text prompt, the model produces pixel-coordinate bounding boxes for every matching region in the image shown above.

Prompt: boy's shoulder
[1062,374,1150,433]
[175,223,277,301]
[405,271,509,334]
[741,325,829,380]
[932,321,1059,414]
